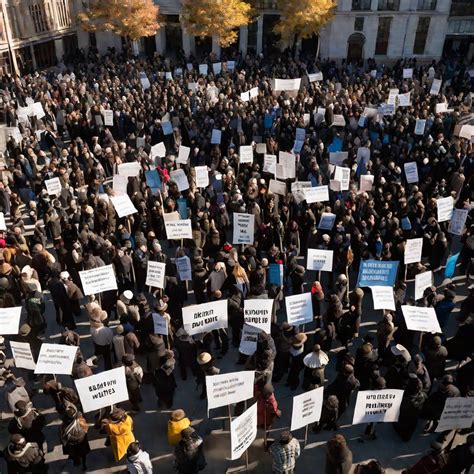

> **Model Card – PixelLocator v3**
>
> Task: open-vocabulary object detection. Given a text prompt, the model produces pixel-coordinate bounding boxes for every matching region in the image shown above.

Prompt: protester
[325,434,353,474]
[167,409,191,446]
[269,430,301,474]
[59,404,90,470]
[126,442,153,474]
[101,408,135,462]
[174,427,206,474]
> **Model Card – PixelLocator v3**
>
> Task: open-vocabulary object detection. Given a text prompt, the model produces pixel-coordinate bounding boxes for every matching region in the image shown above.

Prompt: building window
[413,17,430,54]
[417,0,436,10]
[352,0,372,10]
[56,0,71,28]
[354,17,365,31]
[29,3,49,33]
[375,17,391,55]
[448,19,474,34]
[378,0,399,10]
[7,7,20,38]
[450,0,474,16]
[33,40,56,68]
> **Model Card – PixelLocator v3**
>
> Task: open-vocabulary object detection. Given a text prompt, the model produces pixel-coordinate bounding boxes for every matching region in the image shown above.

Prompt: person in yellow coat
[102,408,135,461]
[167,409,191,446]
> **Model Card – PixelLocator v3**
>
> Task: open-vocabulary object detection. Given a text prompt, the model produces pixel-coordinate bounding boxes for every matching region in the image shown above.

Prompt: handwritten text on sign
[206,370,255,411]
[182,299,228,336]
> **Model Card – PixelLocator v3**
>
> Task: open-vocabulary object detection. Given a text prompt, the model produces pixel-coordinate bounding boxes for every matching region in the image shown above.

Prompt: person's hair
[127,441,140,457]
[327,434,347,456]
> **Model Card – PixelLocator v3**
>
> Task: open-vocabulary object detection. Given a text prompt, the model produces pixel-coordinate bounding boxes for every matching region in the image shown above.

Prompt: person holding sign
[101,407,136,462]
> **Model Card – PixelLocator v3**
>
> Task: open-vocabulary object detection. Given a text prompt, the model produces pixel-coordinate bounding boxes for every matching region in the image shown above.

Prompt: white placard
[195,166,209,188]
[370,286,395,311]
[249,87,259,98]
[0,212,6,231]
[199,64,208,75]
[388,89,399,105]
[239,324,260,356]
[103,110,113,126]
[415,271,432,301]
[307,249,333,272]
[240,91,250,102]
[263,154,277,175]
[146,261,166,288]
[274,78,301,91]
[290,386,324,431]
[31,102,45,119]
[165,220,192,240]
[449,209,469,236]
[176,256,192,281]
[182,299,228,336]
[170,169,189,191]
[206,370,255,411]
[0,306,22,335]
[330,180,341,192]
[34,343,78,375]
[360,174,374,192]
[318,212,336,230]
[308,72,323,82]
[244,299,273,333]
[211,129,222,145]
[430,78,442,95]
[240,145,253,164]
[329,152,348,166]
[332,115,346,127]
[403,68,413,79]
[404,162,419,184]
[75,366,128,413]
[79,265,118,296]
[405,238,423,264]
[279,151,296,179]
[437,196,453,223]
[435,103,448,114]
[334,166,350,190]
[398,92,411,107]
[152,313,168,336]
[151,142,166,158]
[177,145,190,165]
[212,62,221,74]
[118,162,141,177]
[285,293,313,326]
[303,186,329,203]
[415,119,426,135]
[436,398,474,432]
[233,213,255,244]
[163,211,180,222]
[353,389,404,425]
[256,143,267,154]
[269,179,286,195]
[110,194,138,218]
[113,175,128,196]
[45,177,62,196]
[230,403,258,460]
[140,73,150,90]
[402,305,441,333]
[10,341,36,370]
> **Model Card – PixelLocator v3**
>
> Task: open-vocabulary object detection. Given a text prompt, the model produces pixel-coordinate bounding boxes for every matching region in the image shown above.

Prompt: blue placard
[383,134,389,144]
[269,263,283,286]
[357,260,399,287]
[370,131,379,142]
[293,140,304,154]
[264,114,274,129]
[162,121,173,135]
[177,198,188,220]
[328,137,342,153]
[145,169,161,194]
[444,253,459,279]
[401,217,412,231]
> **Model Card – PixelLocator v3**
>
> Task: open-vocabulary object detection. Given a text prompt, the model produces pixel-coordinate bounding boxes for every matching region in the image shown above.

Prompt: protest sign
[291,182,312,204]
[404,162,419,183]
[170,169,189,191]
[118,162,141,177]
[110,195,138,218]
[31,102,45,119]
[279,151,296,179]
[249,87,258,98]
[140,72,150,89]
[145,261,166,288]
[437,196,453,222]
[360,174,374,192]
[176,256,192,281]
[256,143,267,154]
[211,129,222,144]
[151,142,166,159]
[388,88,399,105]
[330,180,341,192]
[177,198,188,220]
[206,370,255,411]
[145,170,162,195]
[177,145,190,164]
[304,186,329,203]
[244,299,273,333]
[448,208,468,236]
[401,305,441,333]
[113,175,128,195]
[353,389,404,425]
[403,68,413,79]
[318,213,336,230]
[239,145,253,164]
[329,152,348,166]
[195,166,209,188]
[269,179,286,195]
[357,260,399,287]
[0,212,6,231]
[161,121,173,135]
[274,78,301,91]
[240,91,250,102]
[430,78,442,95]
[182,299,228,336]
[230,403,258,460]
[163,211,180,222]
[405,238,423,264]
[398,92,411,107]
[332,115,346,127]
[152,313,168,336]
[436,398,474,432]
[45,177,62,196]
[165,220,192,240]
[445,253,459,279]
[212,62,221,74]
[233,213,255,244]
[370,286,395,311]
[307,249,333,272]
[415,119,426,135]
[285,293,313,326]
[103,110,113,126]
[79,265,118,296]
[0,306,22,335]
[334,166,350,190]
[263,154,277,175]
[268,263,284,286]
[239,324,260,356]
[436,103,448,114]
[308,72,323,82]
[199,64,208,75]
[10,341,36,370]
[75,367,128,413]
[291,386,324,431]
[34,343,78,375]
[415,270,432,301]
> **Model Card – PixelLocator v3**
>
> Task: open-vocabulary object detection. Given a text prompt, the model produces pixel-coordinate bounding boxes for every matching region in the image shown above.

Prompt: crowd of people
[0,42,472,474]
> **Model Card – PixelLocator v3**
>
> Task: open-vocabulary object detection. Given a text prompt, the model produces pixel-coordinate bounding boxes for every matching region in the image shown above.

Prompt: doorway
[347,32,365,63]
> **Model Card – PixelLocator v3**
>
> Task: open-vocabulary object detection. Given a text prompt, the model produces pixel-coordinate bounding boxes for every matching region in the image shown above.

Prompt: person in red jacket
[256,382,281,429]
